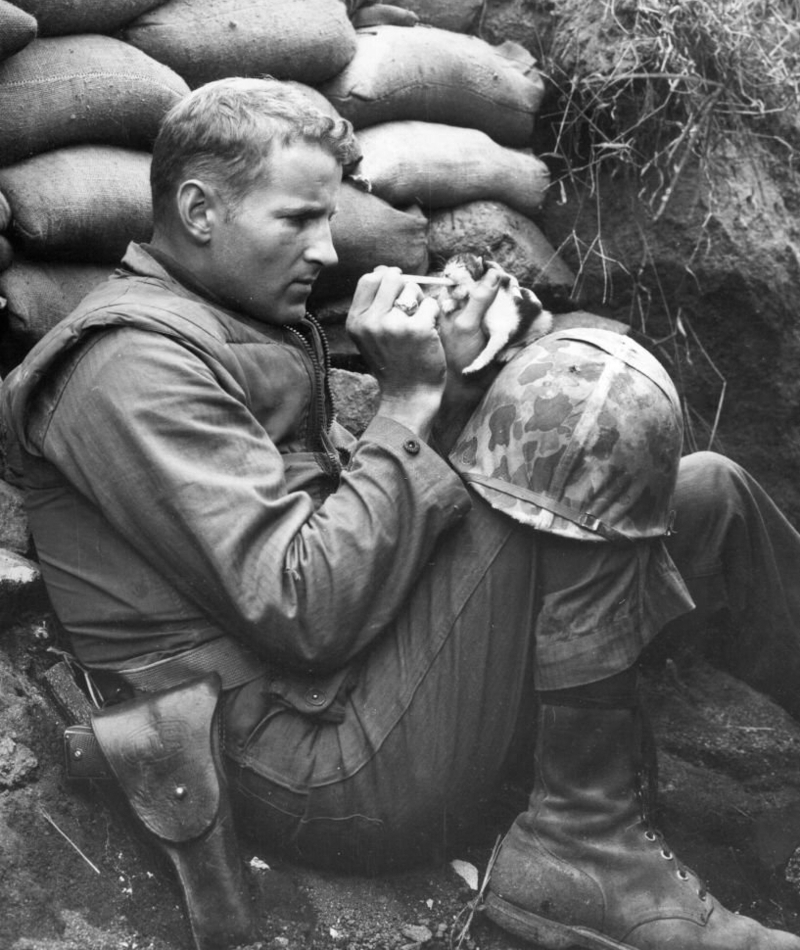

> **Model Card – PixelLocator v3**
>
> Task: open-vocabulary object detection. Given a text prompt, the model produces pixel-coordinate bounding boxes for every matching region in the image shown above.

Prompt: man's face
[207,141,341,325]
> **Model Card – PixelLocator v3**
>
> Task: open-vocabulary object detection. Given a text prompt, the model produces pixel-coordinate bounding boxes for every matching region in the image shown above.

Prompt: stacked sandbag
[0,32,188,351]
[346,1,483,33]
[8,0,163,36]
[316,21,571,307]
[354,122,549,219]
[313,183,429,301]
[122,0,358,88]
[0,146,153,261]
[0,35,190,165]
[0,1,37,61]
[380,0,483,32]
[0,259,116,351]
[0,5,573,364]
[0,190,11,273]
[320,25,544,147]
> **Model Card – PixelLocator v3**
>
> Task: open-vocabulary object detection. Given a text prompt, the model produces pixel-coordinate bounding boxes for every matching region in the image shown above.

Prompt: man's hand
[347,267,446,441]
[435,265,503,382]
[431,266,503,452]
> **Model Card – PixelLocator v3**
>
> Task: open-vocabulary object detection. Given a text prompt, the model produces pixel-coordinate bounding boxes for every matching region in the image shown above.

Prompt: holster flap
[91,673,222,844]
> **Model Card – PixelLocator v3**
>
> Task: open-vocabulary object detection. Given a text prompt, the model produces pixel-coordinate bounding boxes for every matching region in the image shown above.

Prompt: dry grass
[544,0,800,215]
[535,1,800,449]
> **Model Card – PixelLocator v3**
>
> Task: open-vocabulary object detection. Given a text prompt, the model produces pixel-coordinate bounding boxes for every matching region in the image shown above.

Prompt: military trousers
[222,451,800,871]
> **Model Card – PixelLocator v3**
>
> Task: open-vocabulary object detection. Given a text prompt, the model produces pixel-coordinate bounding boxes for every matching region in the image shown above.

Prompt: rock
[400,922,432,943]
[0,548,46,624]
[0,734,37,788]
[329,368,380,437]
[0,479,30,555]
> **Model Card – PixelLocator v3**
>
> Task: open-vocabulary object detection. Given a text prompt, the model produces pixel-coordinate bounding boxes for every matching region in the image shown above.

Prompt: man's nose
[307,220,338,269]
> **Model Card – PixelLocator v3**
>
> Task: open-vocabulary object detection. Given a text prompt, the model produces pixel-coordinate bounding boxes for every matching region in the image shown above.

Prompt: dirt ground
[2,602,800,950]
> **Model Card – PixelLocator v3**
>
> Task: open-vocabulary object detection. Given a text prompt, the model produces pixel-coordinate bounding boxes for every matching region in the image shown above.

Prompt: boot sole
[484,892,637,950]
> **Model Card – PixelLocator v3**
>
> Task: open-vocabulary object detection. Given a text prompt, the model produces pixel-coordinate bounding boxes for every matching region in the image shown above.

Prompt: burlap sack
[0,234,12,273]
[0,36,189,166]
[10,0,163,36]
[428,200,575,297]
[355,122,550,219]
[311,181,428,301]
[0,1,37,62]
[319,25,544,147]
[0,188,10,231]
[349,4,419,28]
[123,0,357,88]
[364,0,482,32]
[0,259,114,349]
[0,146,152,262]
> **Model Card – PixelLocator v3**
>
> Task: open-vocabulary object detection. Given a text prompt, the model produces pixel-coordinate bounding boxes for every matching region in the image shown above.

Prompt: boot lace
[636,703,709,902]
[641,824,709,900]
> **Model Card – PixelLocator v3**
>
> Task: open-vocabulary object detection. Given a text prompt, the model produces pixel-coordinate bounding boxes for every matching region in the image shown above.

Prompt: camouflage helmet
[449,327,682,542]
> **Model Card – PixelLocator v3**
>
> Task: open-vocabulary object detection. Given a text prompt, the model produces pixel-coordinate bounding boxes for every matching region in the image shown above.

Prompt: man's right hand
[346,267,446,441]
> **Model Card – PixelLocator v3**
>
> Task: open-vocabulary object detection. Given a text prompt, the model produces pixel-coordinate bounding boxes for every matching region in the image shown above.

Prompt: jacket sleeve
[39,328,473,671]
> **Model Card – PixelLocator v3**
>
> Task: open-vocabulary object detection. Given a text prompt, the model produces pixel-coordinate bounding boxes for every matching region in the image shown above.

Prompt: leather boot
[485,684,800,949]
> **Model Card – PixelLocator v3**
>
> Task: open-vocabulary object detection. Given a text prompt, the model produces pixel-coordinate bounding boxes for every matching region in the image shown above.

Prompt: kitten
[427,253,553,375]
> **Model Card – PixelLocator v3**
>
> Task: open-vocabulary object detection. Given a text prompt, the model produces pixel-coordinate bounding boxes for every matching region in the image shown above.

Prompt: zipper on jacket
[285,317,342,480]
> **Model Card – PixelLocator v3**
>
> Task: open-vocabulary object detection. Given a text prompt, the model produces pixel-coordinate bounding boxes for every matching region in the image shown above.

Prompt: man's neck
[143,242,231,310]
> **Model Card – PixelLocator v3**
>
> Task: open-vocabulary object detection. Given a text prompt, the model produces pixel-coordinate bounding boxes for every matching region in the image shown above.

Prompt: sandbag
[355,122,550,219]
[349,4,419,28]
[0,36,189,166]
[0,146,152,262]
[0,234,12,272]
[123,0,357,88]
[357,0,482,32]
[311,181,428,301]
[428,200,575,298]
[319,25,544,147]
[0,0,37,61]
[0,259,114,348]
[9,0,163,36]
[0,188,10,231]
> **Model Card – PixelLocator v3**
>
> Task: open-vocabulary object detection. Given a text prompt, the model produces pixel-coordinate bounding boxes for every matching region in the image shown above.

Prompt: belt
[117,635,269,692]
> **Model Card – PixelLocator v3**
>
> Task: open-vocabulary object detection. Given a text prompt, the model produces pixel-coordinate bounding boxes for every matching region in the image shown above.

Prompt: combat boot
[485,686,800,949]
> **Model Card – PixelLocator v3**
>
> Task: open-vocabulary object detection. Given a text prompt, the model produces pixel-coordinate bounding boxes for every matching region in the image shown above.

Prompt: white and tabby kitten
[427,253,553,375]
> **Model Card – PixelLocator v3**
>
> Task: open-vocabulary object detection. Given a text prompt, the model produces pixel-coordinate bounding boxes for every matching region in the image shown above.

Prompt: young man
[3,78,800,949]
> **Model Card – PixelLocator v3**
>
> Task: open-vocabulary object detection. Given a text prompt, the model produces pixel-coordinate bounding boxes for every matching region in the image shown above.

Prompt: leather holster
[65,673,255,950]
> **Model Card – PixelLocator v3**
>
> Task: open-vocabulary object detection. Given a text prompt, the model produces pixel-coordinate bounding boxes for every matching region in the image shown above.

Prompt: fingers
[438,266,502,335]
[393,280,424,315]
[414,296,440,325]
[464,266,503,317]
[350,265,405,315]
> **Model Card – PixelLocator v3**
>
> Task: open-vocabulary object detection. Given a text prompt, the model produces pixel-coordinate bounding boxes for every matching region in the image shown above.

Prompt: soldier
[3,77,800,949]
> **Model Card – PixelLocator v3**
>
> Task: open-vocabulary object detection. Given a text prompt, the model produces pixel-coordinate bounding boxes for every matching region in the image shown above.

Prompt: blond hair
[150,77,357,221]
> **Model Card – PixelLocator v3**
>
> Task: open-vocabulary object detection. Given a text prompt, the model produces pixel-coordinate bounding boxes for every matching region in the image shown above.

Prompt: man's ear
[175,179,218,245]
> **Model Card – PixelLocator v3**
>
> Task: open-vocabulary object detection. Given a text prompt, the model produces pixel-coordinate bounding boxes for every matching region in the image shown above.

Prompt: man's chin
[248,298,309,326]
